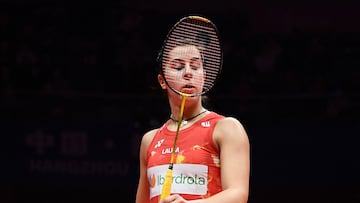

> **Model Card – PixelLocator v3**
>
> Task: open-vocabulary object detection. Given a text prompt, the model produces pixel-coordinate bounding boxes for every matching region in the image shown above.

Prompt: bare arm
[135,129,157,203]
[213,117,250,203]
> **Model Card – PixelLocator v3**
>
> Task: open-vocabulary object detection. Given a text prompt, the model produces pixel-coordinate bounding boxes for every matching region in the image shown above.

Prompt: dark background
[1,0,359,202]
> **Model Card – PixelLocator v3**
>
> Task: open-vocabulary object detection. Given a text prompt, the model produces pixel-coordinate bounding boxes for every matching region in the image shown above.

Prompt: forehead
[167,45,201,60]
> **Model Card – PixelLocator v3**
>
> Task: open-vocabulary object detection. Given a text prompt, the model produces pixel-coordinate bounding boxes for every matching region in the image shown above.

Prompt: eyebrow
[190,57,201,62]
[171,56,200,63]
[170,58,184,65]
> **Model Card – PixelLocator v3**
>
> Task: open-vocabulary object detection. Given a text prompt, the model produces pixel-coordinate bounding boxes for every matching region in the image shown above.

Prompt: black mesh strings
[161,16,222,96]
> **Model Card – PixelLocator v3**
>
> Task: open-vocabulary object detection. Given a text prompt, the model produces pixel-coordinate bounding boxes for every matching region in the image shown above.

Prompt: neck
[168,94,203,118]
[170,109,207,125]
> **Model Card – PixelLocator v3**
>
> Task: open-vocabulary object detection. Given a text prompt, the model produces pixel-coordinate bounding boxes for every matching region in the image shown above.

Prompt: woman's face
[163,45,205,95]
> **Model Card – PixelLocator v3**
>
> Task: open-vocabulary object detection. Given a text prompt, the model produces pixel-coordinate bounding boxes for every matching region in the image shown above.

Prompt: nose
[183,63,193,79]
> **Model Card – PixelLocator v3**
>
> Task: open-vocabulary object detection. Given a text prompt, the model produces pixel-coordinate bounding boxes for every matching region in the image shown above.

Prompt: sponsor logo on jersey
[201,121,211,127]
[154,139,165,149]
[148,164,208,197]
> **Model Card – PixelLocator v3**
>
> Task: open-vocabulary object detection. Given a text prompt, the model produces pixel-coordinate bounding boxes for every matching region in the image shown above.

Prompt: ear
[157,74,167,90]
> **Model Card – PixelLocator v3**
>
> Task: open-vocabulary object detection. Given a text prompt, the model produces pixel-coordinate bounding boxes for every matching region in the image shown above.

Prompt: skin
[136,44,250,203]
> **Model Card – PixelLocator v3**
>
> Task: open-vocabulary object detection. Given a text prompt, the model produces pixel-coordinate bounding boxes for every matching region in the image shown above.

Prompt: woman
[136,37,250,203]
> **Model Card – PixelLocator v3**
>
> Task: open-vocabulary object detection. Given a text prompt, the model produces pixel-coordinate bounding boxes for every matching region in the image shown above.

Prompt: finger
[171,194,184,203]
[172,196,185,203]
[161,195,177,203]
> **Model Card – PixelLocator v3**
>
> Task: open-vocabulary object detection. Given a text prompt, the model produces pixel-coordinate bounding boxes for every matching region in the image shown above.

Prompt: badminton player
[135,16,250,203]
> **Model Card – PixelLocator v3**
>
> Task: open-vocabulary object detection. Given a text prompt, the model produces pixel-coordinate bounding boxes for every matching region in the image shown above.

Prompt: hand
[159,194,188,203]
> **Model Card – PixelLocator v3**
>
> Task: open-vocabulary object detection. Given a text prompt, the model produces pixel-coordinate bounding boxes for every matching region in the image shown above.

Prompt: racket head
[157,15,223,97]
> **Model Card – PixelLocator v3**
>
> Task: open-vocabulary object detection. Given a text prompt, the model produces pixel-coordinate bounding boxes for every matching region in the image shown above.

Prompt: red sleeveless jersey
[146,112,224,202]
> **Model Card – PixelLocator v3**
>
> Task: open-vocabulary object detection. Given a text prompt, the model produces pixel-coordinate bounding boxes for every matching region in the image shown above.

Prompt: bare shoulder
[213,116,249,144]
[215,116,247,132]
[141,129,158,148]
[139,128,159,163]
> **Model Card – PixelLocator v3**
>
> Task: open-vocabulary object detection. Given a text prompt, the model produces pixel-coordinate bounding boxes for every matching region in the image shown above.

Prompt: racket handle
[160,168,173,200]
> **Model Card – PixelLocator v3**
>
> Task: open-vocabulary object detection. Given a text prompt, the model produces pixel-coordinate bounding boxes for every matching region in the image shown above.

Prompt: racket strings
[162,18,222,96]
[166,27,221,55]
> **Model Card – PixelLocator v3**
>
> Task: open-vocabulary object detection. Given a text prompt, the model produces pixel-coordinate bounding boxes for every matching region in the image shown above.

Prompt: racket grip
[160,168,173,200]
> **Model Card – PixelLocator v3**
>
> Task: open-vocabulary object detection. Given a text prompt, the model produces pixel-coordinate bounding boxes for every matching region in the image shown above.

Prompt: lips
[184,84,194,88]
[182,84,195,93]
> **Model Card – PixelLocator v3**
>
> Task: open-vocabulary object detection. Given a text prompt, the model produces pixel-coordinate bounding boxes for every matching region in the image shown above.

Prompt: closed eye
[190,57,201,70]
[170,59,185,70]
